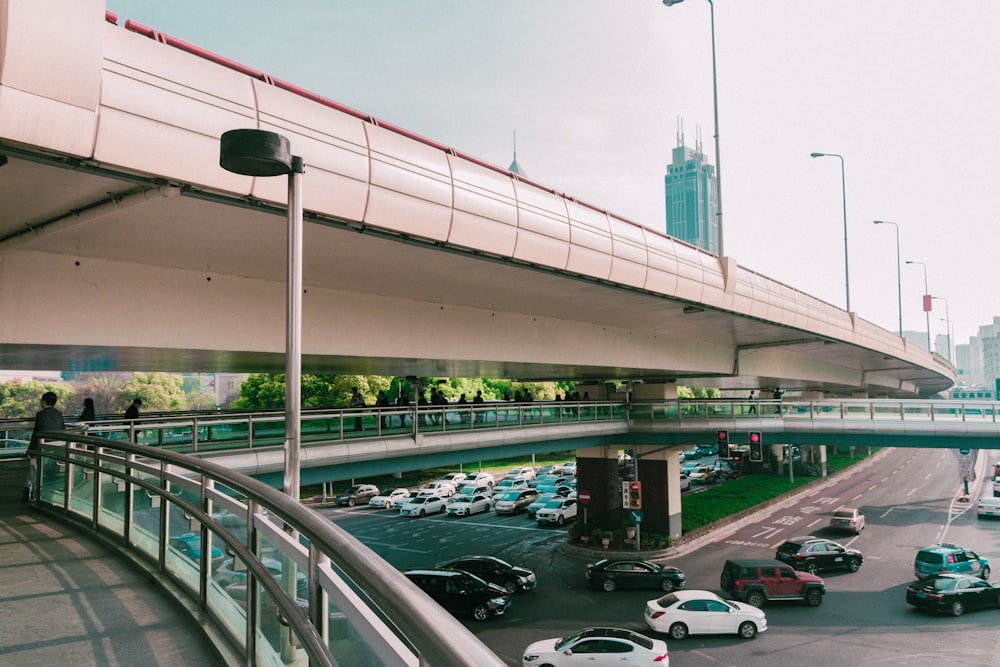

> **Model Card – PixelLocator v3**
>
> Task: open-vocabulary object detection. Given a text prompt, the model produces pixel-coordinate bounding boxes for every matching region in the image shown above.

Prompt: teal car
[914,543,990,580]
[169,532,223,561]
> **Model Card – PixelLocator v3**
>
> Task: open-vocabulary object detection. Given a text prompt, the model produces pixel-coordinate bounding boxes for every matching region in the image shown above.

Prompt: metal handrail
[32,430,506,667]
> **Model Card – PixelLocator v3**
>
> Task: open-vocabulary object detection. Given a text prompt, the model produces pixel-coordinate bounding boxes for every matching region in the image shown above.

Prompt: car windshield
[833,510,855,518]
[555,629,589,652]
[498,492,519,501]
[544,500,563,509]
[452,495,473,503]
[927,577,959,591]
[655,593,681,606]
[777,541,802,554]
[410,497,427,505]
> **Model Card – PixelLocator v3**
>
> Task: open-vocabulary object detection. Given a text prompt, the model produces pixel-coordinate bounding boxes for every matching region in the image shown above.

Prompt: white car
[419,480,456,497]
[644,589,767,640]
[494,477,529,493]
[369,488,411,509]
[978,495,1000,518]
[507,466,537,481]
[536,497,577,526]
[439,472,467,485]
[522,627,668,666]
[399,495,446,517]
[553,461,577,476]
[392,490,419,509]
[446,494,494,517]
[679,473,691,491]
[994,475,1000,497]
[465,472,496,487]
[828,507,865,533]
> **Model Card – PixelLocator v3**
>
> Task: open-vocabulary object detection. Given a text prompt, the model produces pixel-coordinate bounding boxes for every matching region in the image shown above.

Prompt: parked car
[586,559,685,593]
[536,497,577,526]
[419,480,456,497]
[553,461,577,476]
[679,473,691,491]
[977,495,1000,518]
[993,475,1000,498]
[434,555,537,594]
[168,532,222,562]
[400,494,447,517]
[526,493,558,519]
[494,477,529,493]
[713,458,741,480]
[446,493,493,517]
[719,559,825,607]
[522,627,668,666]
[682,447,701,460]
[335,484,380,507]
[529,474,569,489]
[438,472,467,485]
[534,484,572,498]
[507,466,537,481]
[369,487,411,509]
[914,543,990,579]
[644,589,767,639]
[494,489,539,515]
[455,483,493,499]
[465,472,496,487]
[775,536,863,574]
[906,573,1000,616]
[392,490,419,509]
[214,556,308,597]
[403,569,510,621]
[696,443,719,457]
[828,507,866,533]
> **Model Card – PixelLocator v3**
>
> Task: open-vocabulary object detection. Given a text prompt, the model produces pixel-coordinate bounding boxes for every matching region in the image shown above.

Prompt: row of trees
[2,371,720,419]
[0,372,217,419]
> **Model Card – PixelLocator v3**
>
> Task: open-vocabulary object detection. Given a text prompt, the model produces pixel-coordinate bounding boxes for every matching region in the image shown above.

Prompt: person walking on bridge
[23,391,65,502]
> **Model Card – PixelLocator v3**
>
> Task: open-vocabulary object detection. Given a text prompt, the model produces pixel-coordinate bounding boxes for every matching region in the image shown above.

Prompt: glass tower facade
[664,139,718,255]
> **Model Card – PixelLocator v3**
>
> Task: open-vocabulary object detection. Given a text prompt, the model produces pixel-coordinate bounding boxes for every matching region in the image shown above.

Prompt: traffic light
[749,432,763,462]
[716,430,729,458]
[628,481,643,509]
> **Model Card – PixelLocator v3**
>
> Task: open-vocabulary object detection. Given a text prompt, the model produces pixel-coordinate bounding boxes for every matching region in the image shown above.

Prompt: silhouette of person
[472,390,485,423]
[23,391,65,502]
[748,391,757,415]
[349,387,365,431]
[79,397,95,423]
[375,390,390,429]
[124,398,142,441]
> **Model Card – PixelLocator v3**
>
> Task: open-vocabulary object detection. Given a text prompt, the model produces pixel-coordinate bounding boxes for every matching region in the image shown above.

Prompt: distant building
[902,330,929,352]
[664,127,718,255]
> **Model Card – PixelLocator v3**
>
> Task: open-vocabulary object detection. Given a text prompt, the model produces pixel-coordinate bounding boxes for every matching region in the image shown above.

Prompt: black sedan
[906,573,1000,616]
[434,555,537,595]
[586,559,685,593]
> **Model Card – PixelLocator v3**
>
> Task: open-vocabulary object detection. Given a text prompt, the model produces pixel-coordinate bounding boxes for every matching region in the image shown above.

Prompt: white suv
[536,497,577,526]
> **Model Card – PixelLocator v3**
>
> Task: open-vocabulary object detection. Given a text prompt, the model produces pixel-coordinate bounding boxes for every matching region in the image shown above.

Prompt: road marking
[880,507,894,519]
[924,473,932,480]
[880,477,889,483]
[359,540,430,554]
[907,487,917,496]
[852,493,863,500]
[868,485,877,492]
[807,518,822,528]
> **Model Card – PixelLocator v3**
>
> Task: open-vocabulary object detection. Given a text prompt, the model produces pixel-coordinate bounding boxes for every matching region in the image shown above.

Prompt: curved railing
[29,431,506,667]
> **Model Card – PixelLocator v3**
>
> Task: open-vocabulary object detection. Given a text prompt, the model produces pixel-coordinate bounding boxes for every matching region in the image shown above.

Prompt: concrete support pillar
[633,382,679,400]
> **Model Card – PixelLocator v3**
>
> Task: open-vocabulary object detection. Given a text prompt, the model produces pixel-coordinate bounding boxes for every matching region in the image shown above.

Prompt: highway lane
[322,449,1000,666]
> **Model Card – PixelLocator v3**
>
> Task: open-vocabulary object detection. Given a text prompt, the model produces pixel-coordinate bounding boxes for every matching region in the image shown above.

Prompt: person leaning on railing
[23,391,64,502]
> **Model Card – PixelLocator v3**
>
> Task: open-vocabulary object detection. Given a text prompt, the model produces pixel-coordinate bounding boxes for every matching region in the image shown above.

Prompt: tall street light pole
[220,130,304,502]
[933,296,952,362]
[663,0,725,257]
[905,260,931,352]
[810,152,849,311]
[873,220,902,336]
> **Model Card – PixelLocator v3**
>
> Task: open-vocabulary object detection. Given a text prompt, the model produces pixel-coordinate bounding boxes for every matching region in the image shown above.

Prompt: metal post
[873,220,902,335]
[285,156,303,502]
[810,152,849,311]
[906,260,931,352]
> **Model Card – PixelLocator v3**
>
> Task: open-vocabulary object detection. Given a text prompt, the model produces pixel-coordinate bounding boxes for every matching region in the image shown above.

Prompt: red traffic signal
[628,481,643,509]
[749,432,761,444]
[716,430,729,458]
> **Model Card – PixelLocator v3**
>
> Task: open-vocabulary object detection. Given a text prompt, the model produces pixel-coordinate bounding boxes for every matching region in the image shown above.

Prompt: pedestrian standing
[23,391,65,502]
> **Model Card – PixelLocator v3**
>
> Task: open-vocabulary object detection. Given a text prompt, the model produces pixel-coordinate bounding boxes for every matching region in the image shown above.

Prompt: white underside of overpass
[0,0,954,397]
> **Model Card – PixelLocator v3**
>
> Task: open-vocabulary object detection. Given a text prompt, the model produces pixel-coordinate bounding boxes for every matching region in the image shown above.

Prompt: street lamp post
[662,0,725,257]
[810,152,849,311]
[905,260,931,352]
[933,296,952,362]
[220,130,304,501]
[873,220,902,336]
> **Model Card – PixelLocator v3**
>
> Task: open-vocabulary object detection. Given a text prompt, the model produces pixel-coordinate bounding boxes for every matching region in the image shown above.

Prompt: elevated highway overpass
[0,2,955,398]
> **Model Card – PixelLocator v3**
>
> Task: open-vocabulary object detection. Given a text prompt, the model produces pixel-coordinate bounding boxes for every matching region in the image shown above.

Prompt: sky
[107,1,1000,352]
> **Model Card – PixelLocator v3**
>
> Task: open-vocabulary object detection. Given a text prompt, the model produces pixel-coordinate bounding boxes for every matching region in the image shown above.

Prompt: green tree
[115,372,186,413]
[0,379,73,419]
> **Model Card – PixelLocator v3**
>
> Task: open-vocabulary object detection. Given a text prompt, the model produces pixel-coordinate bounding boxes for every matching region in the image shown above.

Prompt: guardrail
[28,431,506,667]
[632,398,1000,422]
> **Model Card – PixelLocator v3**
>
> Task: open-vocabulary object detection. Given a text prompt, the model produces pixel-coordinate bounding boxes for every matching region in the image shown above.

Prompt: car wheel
[805,562,818,575]
[805,588,823,607]
[669,623,688,640]
[746,590,765,608]
[472,605,490,621]
[660,578,676,593]
[557,515,565,526]
[348,498,356,507]
[738,621,758,639]
[950,600,965,617]
[602,578,617,592]
[982,566,991,580]
[847,558,861,573]
[419,509,425,517]
[384,501,392,509]
[504,580,518,595]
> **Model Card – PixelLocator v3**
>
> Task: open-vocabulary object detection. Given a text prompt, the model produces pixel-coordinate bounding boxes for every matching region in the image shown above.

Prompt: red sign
[578,490,591,505]
[923,294,932,312]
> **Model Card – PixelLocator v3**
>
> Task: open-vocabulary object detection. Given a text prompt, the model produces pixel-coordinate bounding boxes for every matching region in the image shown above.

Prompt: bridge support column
[575,445,685,542]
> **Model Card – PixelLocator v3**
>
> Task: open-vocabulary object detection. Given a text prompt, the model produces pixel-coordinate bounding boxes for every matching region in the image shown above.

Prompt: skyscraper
[664,129,718,255]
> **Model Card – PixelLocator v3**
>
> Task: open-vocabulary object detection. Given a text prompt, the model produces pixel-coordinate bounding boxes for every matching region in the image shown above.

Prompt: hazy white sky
[109,1,1000,350]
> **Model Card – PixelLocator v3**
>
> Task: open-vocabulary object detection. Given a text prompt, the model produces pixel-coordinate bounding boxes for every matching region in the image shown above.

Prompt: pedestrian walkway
[0,504,224,667]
